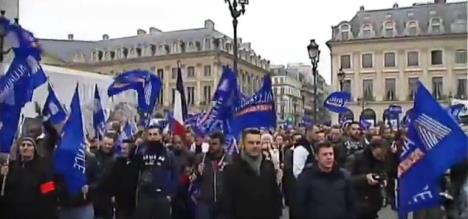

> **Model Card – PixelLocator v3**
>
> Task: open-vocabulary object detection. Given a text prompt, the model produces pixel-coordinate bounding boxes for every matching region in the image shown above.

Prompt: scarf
[241,151,262,176]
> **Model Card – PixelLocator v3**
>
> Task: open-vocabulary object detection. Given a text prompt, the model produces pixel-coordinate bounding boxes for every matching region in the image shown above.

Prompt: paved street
[281,207,400,219]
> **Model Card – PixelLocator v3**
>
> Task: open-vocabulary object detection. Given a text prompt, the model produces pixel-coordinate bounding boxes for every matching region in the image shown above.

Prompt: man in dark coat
[222,128,282,219]
[296,141,356,219]
[350,139,388,219]
[192,132,233,219]
[103,139,139,219]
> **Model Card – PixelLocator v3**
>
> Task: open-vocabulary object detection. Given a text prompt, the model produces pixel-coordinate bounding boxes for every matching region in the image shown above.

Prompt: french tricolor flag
[172,66,188,136]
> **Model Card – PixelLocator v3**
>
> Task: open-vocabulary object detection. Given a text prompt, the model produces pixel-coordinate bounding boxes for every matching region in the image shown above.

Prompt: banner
[231,74,276,138]
[93,84,106,140]
[323,91,351,113]
[398,81,468,215]
[43,83,67,125]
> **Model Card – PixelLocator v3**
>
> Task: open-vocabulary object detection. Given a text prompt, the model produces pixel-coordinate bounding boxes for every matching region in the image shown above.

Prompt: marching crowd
[0,118,467,219]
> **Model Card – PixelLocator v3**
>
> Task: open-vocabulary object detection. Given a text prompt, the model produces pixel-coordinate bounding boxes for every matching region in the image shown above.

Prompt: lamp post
[307,39,320,123]
[0,10,7,64]
[337,67,345,91]
[224,0,248,75]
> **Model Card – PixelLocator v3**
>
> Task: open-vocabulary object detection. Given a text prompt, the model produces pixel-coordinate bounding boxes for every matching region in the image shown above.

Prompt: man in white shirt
[293,125,319,178]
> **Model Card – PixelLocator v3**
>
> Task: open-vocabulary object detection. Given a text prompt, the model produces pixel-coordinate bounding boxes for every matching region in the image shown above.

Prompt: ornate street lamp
[337,67,345,91]
[0,10,7,64]
[307,39,320,123]
[224,0,248,75]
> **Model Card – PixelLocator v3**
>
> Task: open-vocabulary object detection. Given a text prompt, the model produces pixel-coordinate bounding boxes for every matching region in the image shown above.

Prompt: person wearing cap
[0,135,58,219]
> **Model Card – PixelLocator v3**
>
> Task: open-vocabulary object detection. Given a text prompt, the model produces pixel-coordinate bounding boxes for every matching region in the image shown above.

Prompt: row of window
[340,49,467,69]
[342,78,467,101]
[337,11,466,40]
[273,87,301,97]
[147,65,212,80]
[157,85,213,106]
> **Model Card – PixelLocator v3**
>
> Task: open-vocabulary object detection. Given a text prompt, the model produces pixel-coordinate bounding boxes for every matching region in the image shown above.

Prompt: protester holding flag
[133,126,177,219]
[0,136,58,219]
[191,131,233,219]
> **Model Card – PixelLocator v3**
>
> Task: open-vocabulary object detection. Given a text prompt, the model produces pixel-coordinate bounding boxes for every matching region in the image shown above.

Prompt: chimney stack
[137,29,147,35]
[435,0,446,4]
[67,34,74,40]
[359,5,365,11]
[204,19,215,30]
[102,34,109,40]
[149,27,162,34]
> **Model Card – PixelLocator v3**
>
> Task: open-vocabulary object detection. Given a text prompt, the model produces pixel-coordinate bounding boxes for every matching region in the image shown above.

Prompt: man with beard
[133,126,177,219]
[172,135,195,219]
[192,132,233,219]
[327,125,346,167]
[343,122,365,171]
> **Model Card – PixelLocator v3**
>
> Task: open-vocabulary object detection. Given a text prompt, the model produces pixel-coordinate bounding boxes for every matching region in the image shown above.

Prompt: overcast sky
[18,0,457,83]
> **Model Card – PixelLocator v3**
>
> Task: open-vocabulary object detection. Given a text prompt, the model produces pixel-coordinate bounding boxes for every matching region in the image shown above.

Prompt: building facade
[271,65,303,126]
[271,63,331,125]
[39,20,270,114]
[327,0,467,124]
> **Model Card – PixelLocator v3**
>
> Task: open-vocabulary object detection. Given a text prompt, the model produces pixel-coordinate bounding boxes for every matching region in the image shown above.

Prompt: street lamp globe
[307,39,320,64]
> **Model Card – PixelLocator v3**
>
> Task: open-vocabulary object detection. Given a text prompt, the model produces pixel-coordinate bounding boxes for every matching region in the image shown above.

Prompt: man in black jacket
[172,134,195,219]
[350,139,388,219]
[222,128,282,219]
[296,141,356,219]
[192,132,232,219]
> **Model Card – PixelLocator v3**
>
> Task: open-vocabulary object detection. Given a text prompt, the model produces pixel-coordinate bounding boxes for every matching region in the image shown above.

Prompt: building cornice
[64,50,268,73]
[326,32,468,48]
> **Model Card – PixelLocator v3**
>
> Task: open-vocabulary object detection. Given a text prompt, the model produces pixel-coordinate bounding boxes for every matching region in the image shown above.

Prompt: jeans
[58,204,94,219]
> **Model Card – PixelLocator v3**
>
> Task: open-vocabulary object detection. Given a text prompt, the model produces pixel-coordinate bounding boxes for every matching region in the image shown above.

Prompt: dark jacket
[350,148,386,217]
[134,141,178,198]
[296,165,356,219]
[103,156,139,212]
[93,150,116,211]
[194,151,233,204]
[222,156,282,219]
[2,157,58,219]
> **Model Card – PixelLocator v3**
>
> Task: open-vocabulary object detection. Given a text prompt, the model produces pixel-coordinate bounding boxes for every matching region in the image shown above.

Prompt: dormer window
[136,47,142,57]
[122,48,129,58]
[451,12,467,33]
[383,21,395,37]
[406,20,419,35]
[205,38,211,50]
[429,17,444,33]
[339,23,351,40]
[165,45,170,54]
[97,51,103,61]
[110,51,115,60]
[150,45,156,56]
[180,41,186,53]
[359,24,374,38]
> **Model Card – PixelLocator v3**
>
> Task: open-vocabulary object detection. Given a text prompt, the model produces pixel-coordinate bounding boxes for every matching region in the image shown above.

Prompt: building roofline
[326,32,468,48]
[356,1,466,14]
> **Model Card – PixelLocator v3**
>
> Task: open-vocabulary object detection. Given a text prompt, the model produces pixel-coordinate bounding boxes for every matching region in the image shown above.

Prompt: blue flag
[43,83,67,125]
[196,67,240,154]
[398,81,468,214]
[448,104,465,123]
[0,17,47,153]
[323,91,351,113]
[93,84,106,140]
[108,70,162,126]
[231,74,276,138]
[54,85,87,196]
[115,121,136,156]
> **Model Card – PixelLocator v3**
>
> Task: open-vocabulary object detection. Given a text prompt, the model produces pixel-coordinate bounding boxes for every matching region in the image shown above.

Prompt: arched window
[122,48,129,58]
[339,23,351,40]
[429,17,444,33]
[150,45,157,56]
[383,20,395,37]
[406,20,419,35]
[359,24,374,38]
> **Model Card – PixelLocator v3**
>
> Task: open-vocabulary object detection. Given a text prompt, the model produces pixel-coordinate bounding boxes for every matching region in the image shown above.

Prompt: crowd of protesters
[0,117,467,219]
